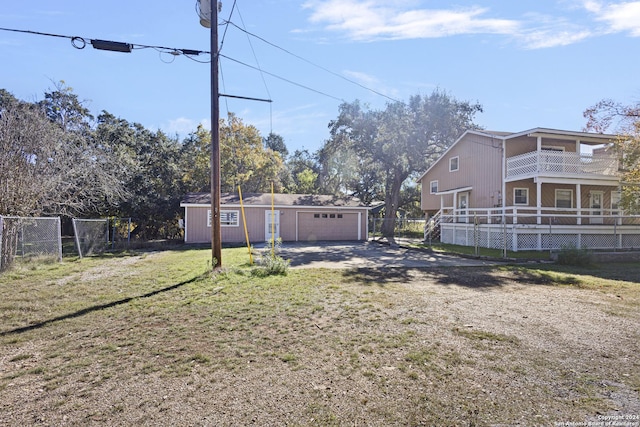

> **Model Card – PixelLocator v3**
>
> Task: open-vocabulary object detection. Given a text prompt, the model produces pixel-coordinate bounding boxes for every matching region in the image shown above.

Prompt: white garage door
[298,212,360,241]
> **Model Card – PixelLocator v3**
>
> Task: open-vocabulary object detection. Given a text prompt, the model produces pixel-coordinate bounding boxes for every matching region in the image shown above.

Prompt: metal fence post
[503,217,507,259]
[474,213,479,256]
[56,217,62,262]
[0,216,3,270]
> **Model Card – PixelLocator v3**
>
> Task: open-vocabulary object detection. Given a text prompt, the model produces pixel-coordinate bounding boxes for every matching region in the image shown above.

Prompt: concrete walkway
[268,240,501,269]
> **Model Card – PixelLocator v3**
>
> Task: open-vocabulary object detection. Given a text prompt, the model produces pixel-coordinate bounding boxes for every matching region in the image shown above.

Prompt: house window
[611,191,621,214]
[430,180,438,194]
[220,210,239,227]
[555,189,573,209]
[449,156,459,172]
[514,188,528,205]
[322,214,328,218]
[314,213,320,218]
[337,214,343,219]
[207,209,239,227]
[329,214,336,218]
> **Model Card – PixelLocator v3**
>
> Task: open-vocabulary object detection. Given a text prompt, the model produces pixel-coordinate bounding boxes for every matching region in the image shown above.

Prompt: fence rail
[370,218,426,239]
[1,216,132,270]
[506,150,619,179]
[0,216,62,271]
[428,211,640,252]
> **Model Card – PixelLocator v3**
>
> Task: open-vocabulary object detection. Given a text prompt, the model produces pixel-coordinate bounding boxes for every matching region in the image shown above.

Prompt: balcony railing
[506,151,619,179]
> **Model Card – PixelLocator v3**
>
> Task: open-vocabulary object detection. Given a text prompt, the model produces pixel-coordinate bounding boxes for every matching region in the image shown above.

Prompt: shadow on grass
[0,274,206,337]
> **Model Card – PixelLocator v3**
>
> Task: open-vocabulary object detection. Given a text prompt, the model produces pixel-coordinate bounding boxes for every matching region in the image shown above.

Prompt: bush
[556,245,594,266]
[252,238,290,277]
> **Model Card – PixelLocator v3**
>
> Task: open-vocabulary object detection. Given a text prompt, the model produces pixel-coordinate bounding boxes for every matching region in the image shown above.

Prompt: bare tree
[0,89,127,270]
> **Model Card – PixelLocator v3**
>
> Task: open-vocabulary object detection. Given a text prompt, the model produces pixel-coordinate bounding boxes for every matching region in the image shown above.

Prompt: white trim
[449,156,459,172]
[220,210,240,227]
[181,203,368,210]
[504,127,617,143]
[611,190,621,213]
[184,207,189,242]
[555,189,573,209]
[430,180,438,194]
[435,186,473,196]
[589,190,604,224]
[513,188,529,205]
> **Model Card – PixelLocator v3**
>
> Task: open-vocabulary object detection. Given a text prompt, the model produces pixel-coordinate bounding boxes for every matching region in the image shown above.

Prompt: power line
[1,26,344,103]
[219,53,344,102]
[235,4,273,133]
[0,26,209,57]
[223,20,401,104]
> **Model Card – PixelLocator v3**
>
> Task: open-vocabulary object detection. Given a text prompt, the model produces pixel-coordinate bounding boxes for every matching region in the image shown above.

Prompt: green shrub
[252,238,290,277]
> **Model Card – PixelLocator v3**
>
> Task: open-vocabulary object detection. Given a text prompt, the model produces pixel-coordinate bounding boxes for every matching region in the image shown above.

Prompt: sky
[1,0,639,154]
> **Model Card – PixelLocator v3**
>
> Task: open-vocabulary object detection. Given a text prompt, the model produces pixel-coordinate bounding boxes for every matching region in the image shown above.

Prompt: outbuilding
[180,192,370,244]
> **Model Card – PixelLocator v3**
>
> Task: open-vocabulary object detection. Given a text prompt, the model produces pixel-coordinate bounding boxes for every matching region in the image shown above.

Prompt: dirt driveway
[274,240,501,268]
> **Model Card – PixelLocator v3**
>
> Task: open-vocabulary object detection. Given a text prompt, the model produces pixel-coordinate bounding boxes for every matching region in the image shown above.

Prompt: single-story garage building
[180,192,370,244]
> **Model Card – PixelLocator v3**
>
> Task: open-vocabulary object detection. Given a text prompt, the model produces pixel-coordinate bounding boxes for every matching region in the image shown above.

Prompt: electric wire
[1,26,345,103]
[219,0,237,120]
[219,53,343,102]
[0,27,208,58]
[223,20,401,103]
[235,4,273,134]
[218,0,237,55]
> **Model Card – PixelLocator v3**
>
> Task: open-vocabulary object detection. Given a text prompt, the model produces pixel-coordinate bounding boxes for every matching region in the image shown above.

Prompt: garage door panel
[299,212,359,241]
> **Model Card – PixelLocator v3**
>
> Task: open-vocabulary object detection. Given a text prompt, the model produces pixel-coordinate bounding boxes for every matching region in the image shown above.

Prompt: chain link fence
[0,216,62,271]
[110,217,132,249]
[370,218,426,240]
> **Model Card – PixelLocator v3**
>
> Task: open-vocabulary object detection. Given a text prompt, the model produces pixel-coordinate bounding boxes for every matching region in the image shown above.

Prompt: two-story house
[418,128,640,251]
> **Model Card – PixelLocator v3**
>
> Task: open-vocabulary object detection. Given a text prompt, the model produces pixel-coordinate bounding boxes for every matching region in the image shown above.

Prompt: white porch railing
[506,151,619,179]
[435,208,640,251]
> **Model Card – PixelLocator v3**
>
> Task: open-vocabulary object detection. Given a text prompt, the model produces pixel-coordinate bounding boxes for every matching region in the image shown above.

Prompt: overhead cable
[223,20,401,103]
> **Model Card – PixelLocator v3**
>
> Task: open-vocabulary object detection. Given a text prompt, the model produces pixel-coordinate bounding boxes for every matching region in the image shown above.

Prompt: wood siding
[184,206,367,244]
[420,133,502,212]
[505,182,619,209]
[504,136,579,159]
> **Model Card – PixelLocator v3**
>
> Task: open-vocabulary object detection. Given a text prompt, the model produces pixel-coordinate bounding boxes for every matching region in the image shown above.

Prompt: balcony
[506,151,619,180]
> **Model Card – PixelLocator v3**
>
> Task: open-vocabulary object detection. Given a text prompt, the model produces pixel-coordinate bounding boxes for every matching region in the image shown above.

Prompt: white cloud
[519,28,592,49]
[303,1,640,49]
[342,70,380,87]
[585,1,640,36]
[163,117,209,135]
[302,0,519,41]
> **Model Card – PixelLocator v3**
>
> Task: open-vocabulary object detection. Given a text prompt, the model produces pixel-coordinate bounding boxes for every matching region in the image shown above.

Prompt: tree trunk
[380,170,405,245]
[0,218,19,272]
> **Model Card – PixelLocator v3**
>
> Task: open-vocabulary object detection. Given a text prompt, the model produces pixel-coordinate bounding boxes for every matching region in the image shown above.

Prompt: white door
[457,193,469,223]
[265,210,280,242]
[590,191,603,224]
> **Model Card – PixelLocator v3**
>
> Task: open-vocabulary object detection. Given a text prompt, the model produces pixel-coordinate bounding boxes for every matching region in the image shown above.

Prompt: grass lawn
[1,246,639,426]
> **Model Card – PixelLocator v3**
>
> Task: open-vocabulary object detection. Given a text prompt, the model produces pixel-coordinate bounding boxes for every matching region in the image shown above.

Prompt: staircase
[424,210,442,243]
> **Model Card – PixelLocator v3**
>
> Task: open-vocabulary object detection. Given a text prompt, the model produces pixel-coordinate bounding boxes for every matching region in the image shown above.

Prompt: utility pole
[207,1,222,269]
[199,0,270,269]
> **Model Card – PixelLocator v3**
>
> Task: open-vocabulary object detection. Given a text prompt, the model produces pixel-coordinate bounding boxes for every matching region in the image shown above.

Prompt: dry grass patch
[0,249,639,426]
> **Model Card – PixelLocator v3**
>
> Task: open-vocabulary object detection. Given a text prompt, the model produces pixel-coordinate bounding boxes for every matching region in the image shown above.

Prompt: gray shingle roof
[181,192,369,208]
